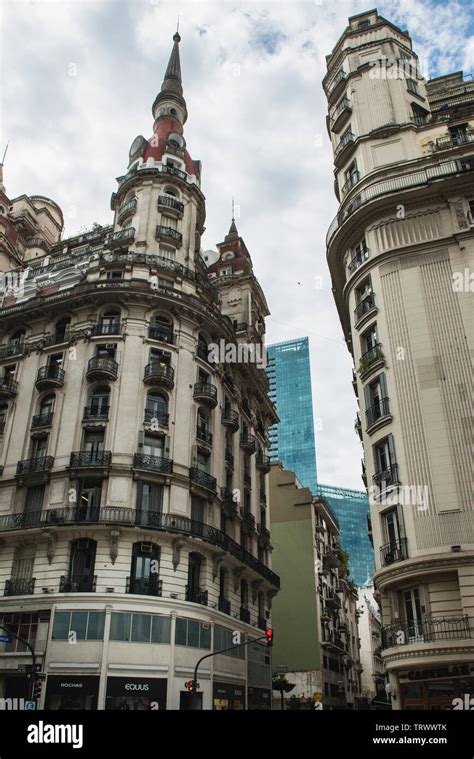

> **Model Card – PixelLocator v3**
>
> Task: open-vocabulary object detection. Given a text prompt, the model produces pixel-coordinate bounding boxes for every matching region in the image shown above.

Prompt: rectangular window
[110,612,132,641]
[151,615,171,644]
[110,612,170,643]
[406,79,419,95]
[52,611,105,641]
[214,626,246,659]
[131,614,151,643]
[174,618,211,650]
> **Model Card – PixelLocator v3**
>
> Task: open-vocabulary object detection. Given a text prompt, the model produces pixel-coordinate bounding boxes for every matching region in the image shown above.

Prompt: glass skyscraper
[267,337,374,586]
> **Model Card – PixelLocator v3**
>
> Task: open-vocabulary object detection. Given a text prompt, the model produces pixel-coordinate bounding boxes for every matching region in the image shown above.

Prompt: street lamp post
[0,623,38,703]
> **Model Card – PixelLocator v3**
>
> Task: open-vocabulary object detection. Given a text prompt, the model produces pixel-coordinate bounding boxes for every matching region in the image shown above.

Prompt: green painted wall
[271,519,320,672]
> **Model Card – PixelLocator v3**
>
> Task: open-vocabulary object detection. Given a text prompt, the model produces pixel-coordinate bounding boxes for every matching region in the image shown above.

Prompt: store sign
[106,678,166,700]
[399,665,474,682]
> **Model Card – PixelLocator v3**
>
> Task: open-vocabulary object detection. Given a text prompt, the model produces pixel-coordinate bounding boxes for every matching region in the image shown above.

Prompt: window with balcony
[354,279,375,322]
[197,334,211,364]
[86,386,109,419]
[0,402,8,434]
[149,314,173,343]
[129,542,161,596]
[197,407,212,446]
[23,485,44,527]
[82,430,105,459]
[97,310,121,336]
[373,434,398,485]
[364,373,390,428]
[186,552,207,605]
[7,544,36,596]
[145,390,168,426]
[191,496,205,537]
[348,239,368,274]
[64,538,97,592]
[136,481,162,526]
[449,123,469,145]
[342,160,359,196]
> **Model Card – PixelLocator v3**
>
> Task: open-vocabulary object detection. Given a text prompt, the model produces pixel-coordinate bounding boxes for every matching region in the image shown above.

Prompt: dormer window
[220,267,232,276]
[358,20,371,29]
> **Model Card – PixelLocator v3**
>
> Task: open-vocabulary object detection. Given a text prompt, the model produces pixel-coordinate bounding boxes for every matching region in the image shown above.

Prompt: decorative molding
[251,579,263,603]
[375,553,474,588]
[109,529,121,565]
[212,552,225,582]
[172,537,186,571]
[266,588,278,609]
[232,566,245,593]
[41,530,56,565]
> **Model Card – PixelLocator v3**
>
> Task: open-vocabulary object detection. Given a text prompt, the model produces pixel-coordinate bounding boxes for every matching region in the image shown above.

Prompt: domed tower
[0,34,279,712]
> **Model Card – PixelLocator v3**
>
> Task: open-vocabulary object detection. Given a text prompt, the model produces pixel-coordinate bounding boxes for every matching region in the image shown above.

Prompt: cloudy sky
[1,0,472,489]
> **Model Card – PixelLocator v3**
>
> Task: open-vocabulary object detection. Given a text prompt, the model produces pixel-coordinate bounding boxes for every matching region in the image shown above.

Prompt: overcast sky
[1,0,472,489]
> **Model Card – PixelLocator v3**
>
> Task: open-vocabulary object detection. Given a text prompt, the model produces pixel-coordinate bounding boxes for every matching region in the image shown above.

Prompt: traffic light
[185,680,194,692]
[265,628,274,647]
[33,679,43,702]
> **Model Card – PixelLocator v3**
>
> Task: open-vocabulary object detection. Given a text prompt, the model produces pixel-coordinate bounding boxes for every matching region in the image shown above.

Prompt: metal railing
[186,586,208,605]
[70,450,112,467]
[240,433,256,451]
[59,575,97,593]
[366,397,391,427]
[240,606,251,623]
[331,96,351,126]
[31,412,54,428]
[329,68,346,96]
[36,365,65,384]
[189,467,217,492]
[221,408,239,428]
[373,463,399,487]
[354,293,376,321]
[16,456,54,476]
[0,377,18,395]
[157,195,184,212]
[196,427,213,446]
[382,615,471,649]
[117,198,137,222]
[144,363,175,384]
[126,576,162,597]
[161,164,187,181]
[92,321,121,336]
[193,382,217,403]
[341,171,360,197]
[133,454,173,474]
[335,131,355,160]
[83,406,109,420]
[0,342,25,360]
[4,578,36,596]
[148,326,175,343]
[87,357,118,378]
[256,453,271,471]
[144,409,169,427]
[348,247,369,274]
[43,332,70,347]
[379,537,408,566]
[155,225,182,244]
[218,597,231,615]
[106,227,135,245]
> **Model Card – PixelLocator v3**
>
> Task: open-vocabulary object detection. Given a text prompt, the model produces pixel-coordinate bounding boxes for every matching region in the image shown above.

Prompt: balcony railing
[86,356,118,380]
[106,227,135,245]
[4,577,36,596]
[196,426,213,446]
[70,450,112,468]
[36,365,65,388]
[133,453,173,474]
[83,406,109,421]
[240,606,251,624]
[221,408,239,431]
[240,433,256,453]
[161,164,187,181]
[126,576,162,597]
[189,467,217,492]
[220,487,238,518]
[380,537,408,567]
[366,397,391,428]
[256,453,271,472]
[359,344,384,376]
[335,131,355,161]
[155,225,183,245]
[0,377,18,396]
[31,412,54,428]
[0,507,280,586]
[218,597,231,615]
[373,463,399,487]
[144,409,169,427]
[242,510,256,533]
[117,198,137,223]
[381,615,471,649]
[148,326,175,344]
[348,247,369,274]
[193,382,217,407]
[0,341,25,360]
[354,293,376,321]
[331,96,351,126]
[59,575,97,593]
[43,332,71,348]
[328,68,347,97]
[186,586,208,605]
[143,362,175,388]
[435,132,474,150]
[341,171,360,197]
[16,456,54,476]
[157,195,184,213]
[92,321,121,336]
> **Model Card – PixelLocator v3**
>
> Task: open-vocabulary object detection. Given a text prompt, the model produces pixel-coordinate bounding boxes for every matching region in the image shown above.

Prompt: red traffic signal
[265,628,274,647]
[33,679,43,701]
[185,680,194,692]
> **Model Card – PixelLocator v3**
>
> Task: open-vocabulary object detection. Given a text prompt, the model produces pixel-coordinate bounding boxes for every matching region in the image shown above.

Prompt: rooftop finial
[231,196,235,221]
[174,16,181,43]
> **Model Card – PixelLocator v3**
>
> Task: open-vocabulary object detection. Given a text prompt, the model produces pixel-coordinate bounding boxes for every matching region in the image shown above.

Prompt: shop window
[52,611,105,641]
[175,617,211,649]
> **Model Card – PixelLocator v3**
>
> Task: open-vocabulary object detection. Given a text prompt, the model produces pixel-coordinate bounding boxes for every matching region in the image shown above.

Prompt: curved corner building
[323,10,473,709]
[0,33,278,711]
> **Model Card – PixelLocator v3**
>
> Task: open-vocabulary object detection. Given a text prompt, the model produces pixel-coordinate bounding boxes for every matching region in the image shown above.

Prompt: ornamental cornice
[383,643,474,666]
[375,553,474,588]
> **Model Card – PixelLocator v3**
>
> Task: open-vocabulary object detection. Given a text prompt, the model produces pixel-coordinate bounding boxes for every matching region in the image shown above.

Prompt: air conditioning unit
[140,542,153,554]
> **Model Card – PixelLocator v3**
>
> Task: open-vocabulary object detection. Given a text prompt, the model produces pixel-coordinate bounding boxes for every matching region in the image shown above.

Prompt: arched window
[10,329,25,346]
[164,186,178,198]
[149,314,173,343]
[86,385,110,420]
[129,542,161,597]
[65,539,97,592]
[145,391,168,426]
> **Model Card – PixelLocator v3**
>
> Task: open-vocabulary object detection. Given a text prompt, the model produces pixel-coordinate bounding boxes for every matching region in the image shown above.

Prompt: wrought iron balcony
[70,450,112,468]
[218,596,231,615]
[373,463,399,487]
[43,332,71,348]
[35,365,65,391]
[189,467,217,492]
[196,426,213,446]
[143,362,175,389]
[328,68,347,100]
[257,616,267,631]
[220,487,239,518]
[155,225,182,245]
[334,131,356,163]
[0,507,280,587]
[196,342,212,363]
[59,575,97,593]
[133,453,173,474]
[381,615,471,649]
[257,526,271,547]
[86,356,118,382]
[359,344,384,378]
[366,397,391,428]
[380,537,408,567]
[117,198,137,224]
[161,164,187,181]
[148,326,175,344]
[83,406,109,421]
[92,320,121,336]
[16,456,54,477]
[348,247,369,274]
[144,409,169,427]
[240,606,251,624]
[193,382,217,408]
[325,589,341,608]
[0,341,25,360]
[186,586,208,605]
[240,433,256,453]
[106,227,135,246]
[157,195,184,213]
[242,510,256,533]
[126,576,162,597]
[341,171,360,197]
[221,408,239,432]
[31,412,54,429]
[4,577,36,596]
[256,453,271,473]
[354,293,376,322]
[331,96,352,132]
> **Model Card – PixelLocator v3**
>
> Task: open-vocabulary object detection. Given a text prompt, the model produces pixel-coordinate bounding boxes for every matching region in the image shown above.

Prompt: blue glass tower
[267,337,374,586]
[267,338,318,495]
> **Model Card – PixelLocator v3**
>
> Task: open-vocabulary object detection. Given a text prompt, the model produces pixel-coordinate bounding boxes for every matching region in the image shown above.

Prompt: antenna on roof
[1,144,8,165]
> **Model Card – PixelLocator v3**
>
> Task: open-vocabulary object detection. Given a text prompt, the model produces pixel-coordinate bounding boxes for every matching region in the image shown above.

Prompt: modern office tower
[267,338,318,495]
[270,463,363,710]
[323,9,473,709]
[317,484,374,586]
[267,337,374,586]
[0,33,279,711]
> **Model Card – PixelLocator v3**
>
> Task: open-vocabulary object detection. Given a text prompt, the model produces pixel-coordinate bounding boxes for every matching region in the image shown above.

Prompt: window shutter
[379,372,388,399]
[164,435,171,456]
[387,434,397,466]
[363,382,372,410]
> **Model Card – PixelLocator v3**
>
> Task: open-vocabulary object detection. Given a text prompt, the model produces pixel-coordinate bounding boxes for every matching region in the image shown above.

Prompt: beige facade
[0,34,278,711]
[324,10,474,709]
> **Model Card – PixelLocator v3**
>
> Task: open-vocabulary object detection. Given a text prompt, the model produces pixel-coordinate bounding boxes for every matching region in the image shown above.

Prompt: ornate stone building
[323,10,473,709]
[0,33,278,711]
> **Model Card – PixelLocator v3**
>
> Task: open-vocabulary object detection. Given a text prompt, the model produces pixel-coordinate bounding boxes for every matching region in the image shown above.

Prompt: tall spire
[161,31,183,97]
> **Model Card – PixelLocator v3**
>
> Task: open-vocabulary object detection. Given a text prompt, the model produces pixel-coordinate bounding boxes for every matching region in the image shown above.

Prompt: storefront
[105,677,167,711]
[399,664,474,710]
[44,675,100,710]
[212,681,245,710]
[247,686,271,710]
